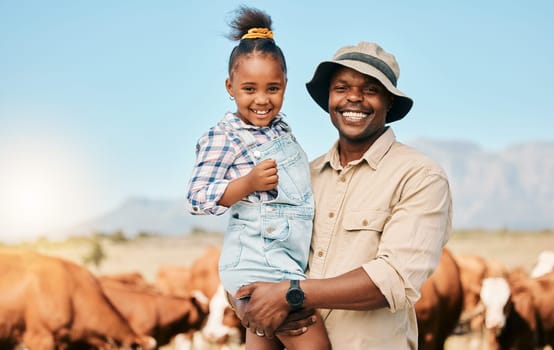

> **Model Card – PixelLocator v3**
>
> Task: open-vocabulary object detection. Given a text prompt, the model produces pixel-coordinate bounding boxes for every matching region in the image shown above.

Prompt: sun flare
[0,138,98,242]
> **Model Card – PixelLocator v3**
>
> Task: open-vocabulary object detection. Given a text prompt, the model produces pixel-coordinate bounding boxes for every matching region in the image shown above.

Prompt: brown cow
[188,246,245,346]
[0,251,155,350]
[156,265,192,297]
[100,272,153,290]
[99,277,209,347]
[483,269,554,350]
[155,245,220,299]
[188,245,222,298]
[453,255,508,348]
[454,254,487,327]
[415,248,464,350]
[156,245,246,348]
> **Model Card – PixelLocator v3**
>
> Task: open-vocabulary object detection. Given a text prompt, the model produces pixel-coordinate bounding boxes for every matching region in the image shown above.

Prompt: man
[236,41,452,349]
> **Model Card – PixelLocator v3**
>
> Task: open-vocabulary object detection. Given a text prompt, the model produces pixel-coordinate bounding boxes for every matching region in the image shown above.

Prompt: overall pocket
[262,214,312,272]
[219,223,245,270]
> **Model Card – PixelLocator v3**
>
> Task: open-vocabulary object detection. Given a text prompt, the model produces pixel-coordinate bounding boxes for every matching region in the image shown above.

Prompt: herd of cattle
[416,249,554,350]
[0,245,553,350]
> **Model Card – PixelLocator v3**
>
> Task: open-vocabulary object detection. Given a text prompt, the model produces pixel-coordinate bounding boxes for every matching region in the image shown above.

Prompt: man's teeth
[342,111,368,120]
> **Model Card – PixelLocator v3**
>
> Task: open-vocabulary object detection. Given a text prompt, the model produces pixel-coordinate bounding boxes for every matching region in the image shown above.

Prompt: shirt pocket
[341,210,390,266]
[343,210,389,232]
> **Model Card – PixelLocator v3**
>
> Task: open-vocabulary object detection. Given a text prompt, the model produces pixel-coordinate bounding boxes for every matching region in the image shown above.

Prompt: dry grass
[446,229,554,272]
[4,229,549,280]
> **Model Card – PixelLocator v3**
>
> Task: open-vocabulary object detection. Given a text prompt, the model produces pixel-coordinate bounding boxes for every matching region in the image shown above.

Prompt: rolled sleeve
[369,170,452,311]
[187,179,230,215]
[186,130,239,215]
[362,258,408,312]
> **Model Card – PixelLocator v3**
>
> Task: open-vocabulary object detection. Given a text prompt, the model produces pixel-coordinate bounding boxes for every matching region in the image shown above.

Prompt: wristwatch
[285,280,304,310]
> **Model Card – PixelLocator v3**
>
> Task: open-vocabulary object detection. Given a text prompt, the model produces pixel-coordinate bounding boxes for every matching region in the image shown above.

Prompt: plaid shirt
[186,112,290,215]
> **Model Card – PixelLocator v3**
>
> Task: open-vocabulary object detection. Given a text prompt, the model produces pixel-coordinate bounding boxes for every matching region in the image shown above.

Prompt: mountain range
[71,140,554,236]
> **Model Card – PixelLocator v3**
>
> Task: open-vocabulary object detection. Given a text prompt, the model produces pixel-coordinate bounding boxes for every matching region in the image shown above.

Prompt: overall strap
[234,128,260,165]
[217,114,259,164]
[235,128,257,148]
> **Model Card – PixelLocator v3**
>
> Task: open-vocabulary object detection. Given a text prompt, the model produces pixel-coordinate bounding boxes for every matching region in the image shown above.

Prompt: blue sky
[1,1,553,240]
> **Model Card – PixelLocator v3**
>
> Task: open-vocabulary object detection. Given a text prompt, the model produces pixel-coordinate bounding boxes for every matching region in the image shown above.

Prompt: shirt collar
[317,127,396,171]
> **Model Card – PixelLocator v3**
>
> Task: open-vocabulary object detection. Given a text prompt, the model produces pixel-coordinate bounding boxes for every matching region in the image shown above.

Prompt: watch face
[287,289,303,306]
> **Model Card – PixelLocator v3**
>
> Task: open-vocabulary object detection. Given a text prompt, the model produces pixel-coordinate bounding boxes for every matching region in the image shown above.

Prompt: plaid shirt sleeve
[186,127,239,215]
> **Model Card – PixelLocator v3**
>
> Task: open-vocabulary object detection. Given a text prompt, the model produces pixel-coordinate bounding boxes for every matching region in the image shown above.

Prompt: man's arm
[235,267,388,338]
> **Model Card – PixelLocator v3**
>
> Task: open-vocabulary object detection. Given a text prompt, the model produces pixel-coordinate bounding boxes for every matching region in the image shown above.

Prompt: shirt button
[362,219,369,226]
[253,150,261,158]
[317,251,324,257]
[328,212,335,218]
[340,176,346,182]
[192,206,199,212]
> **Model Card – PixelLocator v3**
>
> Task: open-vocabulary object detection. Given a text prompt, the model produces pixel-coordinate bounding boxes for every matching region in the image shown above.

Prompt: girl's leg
[277,311,331,350]
[230,294,284,350]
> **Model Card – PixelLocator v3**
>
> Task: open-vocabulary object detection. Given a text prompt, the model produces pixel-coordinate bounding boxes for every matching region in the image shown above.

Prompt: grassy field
[2,229,553,350]
[3,229,551,280]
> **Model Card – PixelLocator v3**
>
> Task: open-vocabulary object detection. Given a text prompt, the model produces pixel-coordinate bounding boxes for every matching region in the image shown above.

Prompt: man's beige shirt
[308,127,452,349]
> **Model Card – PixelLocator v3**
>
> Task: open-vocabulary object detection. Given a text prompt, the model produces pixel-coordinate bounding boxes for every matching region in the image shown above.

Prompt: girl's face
[225,53,287,127]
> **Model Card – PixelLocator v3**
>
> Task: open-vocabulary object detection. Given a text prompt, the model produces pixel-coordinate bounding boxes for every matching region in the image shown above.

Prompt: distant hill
[70,140,554,236]
[70,197,229,237]
[411,139,553,230]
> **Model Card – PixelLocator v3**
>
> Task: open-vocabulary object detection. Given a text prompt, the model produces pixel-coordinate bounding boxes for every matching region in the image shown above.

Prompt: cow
[200,284,244,346]
[188,246,246,347]
[99,276,209,347]
[452,254,488,347]
[0,251,156,350]
[188,245,222,298]
[531,250,554,278]
[452,254,510,348]
[100,271,154,291]
[415,248,464,350]
[155,245,220,299]
[485,258,509,279]
[481,269,554,349]
[158,245,246,349]
[156,265,192,297]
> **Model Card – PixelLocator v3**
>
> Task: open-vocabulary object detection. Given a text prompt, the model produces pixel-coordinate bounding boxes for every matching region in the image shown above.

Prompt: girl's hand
[217,158,278,207]
[247,159,278,192]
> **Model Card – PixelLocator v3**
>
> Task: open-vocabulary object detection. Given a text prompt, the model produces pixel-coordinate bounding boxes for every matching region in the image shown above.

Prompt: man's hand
[235,280,290,339]
[247,159,278,192]
[276,308,317,336]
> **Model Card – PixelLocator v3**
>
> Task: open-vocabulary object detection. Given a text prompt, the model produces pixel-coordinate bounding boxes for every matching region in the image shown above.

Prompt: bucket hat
[306,42,413,123]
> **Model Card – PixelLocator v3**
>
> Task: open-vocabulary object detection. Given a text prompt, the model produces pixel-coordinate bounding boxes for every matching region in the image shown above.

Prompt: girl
[186,6,331,350]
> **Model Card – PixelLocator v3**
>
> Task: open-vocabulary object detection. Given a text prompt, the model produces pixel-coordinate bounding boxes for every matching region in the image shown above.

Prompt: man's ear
[388,95,395,111]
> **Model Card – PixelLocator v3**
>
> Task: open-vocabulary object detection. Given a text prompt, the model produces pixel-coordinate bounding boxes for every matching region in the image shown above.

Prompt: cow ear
[512,290,536,330]
[191,290,210,314]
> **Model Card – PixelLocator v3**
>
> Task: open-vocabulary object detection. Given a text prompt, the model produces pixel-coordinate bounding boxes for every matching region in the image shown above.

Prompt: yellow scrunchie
[241,27,274,40]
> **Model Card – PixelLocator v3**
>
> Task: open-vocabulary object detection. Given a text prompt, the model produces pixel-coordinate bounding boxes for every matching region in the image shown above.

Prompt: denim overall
[218,120,314,294]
